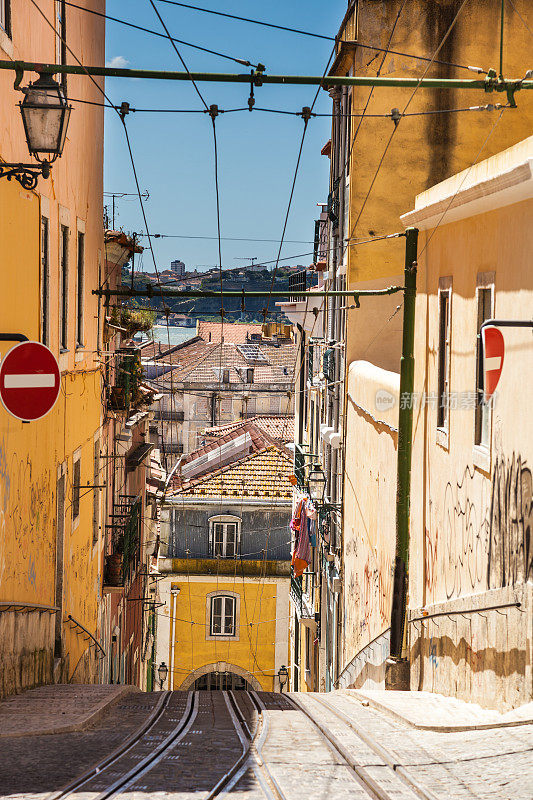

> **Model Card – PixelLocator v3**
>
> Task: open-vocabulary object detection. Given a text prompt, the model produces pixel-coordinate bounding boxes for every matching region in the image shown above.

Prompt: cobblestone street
[0,688,531,800]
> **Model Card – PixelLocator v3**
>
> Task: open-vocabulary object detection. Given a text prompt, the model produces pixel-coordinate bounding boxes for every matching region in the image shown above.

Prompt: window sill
[205,633,239,642]
[436,426,449,451]
[473,444,491,474]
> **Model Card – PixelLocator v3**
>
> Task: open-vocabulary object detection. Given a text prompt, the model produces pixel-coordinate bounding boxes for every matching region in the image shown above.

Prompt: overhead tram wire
[63,1,263,69]
[154,0,486,74]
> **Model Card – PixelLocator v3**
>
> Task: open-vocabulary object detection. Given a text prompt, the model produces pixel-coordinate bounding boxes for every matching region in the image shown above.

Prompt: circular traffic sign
[0,341,60,422]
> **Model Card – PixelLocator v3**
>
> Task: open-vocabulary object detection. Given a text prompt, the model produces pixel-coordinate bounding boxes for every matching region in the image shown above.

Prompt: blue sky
[103,0,347,273]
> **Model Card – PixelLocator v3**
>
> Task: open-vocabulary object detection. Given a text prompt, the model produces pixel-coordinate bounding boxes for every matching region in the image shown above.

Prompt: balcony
[153,410,185,421]
[109,349,143,412]
[290,574,315,620]
[104,497,142,587]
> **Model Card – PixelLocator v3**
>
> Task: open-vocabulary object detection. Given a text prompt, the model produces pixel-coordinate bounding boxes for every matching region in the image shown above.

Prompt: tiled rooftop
[172,445,293,499]
[146,340,296,385]
[203,416,295,442]
[197,321,264,344]
[175,422,275,484]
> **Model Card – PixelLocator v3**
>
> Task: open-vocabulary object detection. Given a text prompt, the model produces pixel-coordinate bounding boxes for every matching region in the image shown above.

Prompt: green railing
[122,499,141,583]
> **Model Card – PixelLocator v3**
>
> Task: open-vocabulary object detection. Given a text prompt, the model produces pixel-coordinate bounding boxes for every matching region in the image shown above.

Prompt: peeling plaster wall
[342,361,399,689]
[409,190,533,710]
[0,1,105,696]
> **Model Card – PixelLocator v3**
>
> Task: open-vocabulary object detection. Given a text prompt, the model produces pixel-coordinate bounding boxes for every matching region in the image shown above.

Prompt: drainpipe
[390,227,418,662]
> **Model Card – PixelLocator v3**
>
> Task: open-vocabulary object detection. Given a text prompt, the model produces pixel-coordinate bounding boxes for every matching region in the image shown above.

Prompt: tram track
[46,689,440,800]
[286,692,439,800]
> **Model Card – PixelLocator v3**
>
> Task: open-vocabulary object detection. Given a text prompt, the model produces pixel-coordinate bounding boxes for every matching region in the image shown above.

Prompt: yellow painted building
[0,2,105,695]
[155,446,292,691]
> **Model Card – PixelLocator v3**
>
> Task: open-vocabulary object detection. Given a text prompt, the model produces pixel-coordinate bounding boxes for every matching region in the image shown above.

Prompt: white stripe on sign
[3,373,56,389]
[485,357,502,372]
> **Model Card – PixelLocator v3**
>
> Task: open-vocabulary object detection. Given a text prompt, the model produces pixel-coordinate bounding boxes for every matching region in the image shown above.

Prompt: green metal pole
[390,227,418,661]
[499,0,505,79]
[92,286,404,300]
[2,60,532,91]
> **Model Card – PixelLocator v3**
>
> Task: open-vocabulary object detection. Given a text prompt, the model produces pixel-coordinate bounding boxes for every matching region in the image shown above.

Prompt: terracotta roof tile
[197,321,264,344]
[203,416,294,442]
[172,445,293,499]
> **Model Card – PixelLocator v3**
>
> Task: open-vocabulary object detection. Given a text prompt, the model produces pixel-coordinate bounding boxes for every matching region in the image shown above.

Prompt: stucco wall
[409,195,533,710]
[342,361,399,688]
[0,2,105,695]
[156,575,288,691]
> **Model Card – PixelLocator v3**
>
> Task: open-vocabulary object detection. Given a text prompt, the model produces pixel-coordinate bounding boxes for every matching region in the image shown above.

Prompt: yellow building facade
[0,2,105,695]
[154,446,293,692]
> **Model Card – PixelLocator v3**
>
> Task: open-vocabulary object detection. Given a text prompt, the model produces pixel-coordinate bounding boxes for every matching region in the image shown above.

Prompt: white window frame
[206,590,240,641]
[473,273,495,472]
[209,514,241,558]
[436,277,452,448]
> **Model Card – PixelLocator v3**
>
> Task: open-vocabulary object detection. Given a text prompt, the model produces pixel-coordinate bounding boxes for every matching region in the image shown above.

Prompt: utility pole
[389,227,418,674]
[104,190,149,229]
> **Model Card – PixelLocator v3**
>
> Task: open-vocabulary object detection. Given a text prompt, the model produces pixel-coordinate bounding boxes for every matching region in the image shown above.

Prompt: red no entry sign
[0,341,60,421]
[481,325,505,401]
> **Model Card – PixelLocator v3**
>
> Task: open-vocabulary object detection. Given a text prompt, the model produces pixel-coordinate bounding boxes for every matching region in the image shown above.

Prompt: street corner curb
[344,690,533,732]
[0,684,141,738]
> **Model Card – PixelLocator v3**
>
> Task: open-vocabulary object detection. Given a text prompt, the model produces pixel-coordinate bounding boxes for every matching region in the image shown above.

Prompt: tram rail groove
[47,690,171,800]
[287,693,439,800]
[218,691,284,800]
[97,690,198,799]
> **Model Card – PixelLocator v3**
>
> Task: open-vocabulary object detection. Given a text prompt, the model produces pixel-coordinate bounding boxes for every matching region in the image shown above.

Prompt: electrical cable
[344,0,472,248]
[154,0,486,73]
[64,1,262,69]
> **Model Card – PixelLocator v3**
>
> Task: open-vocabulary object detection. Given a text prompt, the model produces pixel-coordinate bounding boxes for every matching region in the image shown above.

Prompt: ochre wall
[168,577,281,691]
[339,0,533,367]
[0,1,105,695]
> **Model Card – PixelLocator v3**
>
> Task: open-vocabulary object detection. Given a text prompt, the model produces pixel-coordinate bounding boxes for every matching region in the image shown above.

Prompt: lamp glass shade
[278,665,288,686]
[307,464,326,503]
[158,661,169,684]
[19,75,72,159]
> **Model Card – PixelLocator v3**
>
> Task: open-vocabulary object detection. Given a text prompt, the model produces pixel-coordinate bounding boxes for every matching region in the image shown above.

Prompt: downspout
[389,227,418,664]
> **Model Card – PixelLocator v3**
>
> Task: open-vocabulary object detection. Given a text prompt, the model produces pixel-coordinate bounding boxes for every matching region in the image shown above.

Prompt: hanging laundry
[291,496,314,577]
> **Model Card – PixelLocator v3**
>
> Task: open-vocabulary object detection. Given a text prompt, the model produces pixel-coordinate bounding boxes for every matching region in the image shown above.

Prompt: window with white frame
[0,0,11,35]
[437,281,452,431]
[474,280,494,448]
[209,515,241,558]
[210,594,236,636]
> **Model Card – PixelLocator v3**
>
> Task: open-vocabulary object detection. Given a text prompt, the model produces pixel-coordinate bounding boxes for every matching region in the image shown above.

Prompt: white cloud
[106,55,129,69]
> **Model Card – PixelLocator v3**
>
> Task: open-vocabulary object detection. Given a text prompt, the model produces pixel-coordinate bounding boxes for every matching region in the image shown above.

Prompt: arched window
[209,515,241,558]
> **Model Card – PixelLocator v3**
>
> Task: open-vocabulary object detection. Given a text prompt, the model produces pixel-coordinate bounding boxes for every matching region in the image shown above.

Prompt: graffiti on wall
[428,453,533,601]
[488,454,533,589]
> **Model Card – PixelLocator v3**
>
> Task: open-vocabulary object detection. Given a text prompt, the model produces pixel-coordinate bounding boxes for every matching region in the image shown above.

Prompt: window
[41,217,50,346]
[475,283,494,448]
[76,231,85,347]
[222,368,230,384]
[55,1,67,87]
[210,518,240,558]
[210,595,236,636]
[437,284,451,430]
[72,456,81,521]
[246,367,254,384]
[1,0,11,37]
[60,225,69,350]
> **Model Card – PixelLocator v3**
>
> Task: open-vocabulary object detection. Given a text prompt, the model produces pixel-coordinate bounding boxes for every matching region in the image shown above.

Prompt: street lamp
[277,664,289,692]
[307,463,327,504]
[0,73,72,190]
[158,661,169,690]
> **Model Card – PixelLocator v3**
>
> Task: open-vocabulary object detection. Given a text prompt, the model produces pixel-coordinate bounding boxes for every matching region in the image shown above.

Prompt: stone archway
[178,661,263,691]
